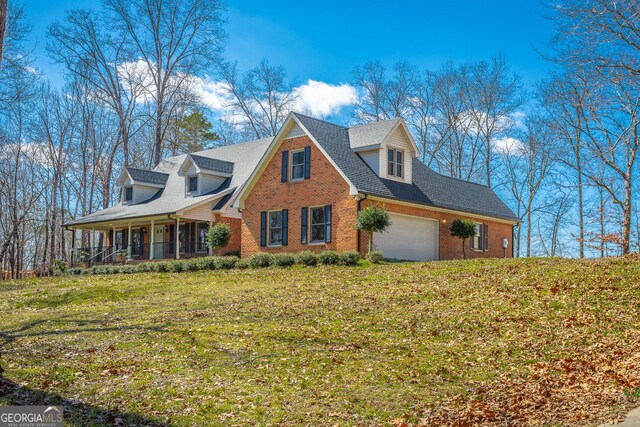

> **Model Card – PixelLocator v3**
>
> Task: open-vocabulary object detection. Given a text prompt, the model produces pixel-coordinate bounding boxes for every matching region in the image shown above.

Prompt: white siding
[121,176,160,205]
[198,173,226,195]
[182,201,216,221]
[285,121,306,139]
[381,127,414,183]
[359,150,380,175]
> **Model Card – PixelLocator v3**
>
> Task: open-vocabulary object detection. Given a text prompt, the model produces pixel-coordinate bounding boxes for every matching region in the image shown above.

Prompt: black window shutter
[282,209,289,246]
[304,146,311,179]
[281,150,289,182]
[324,205,332,243]
[484,224,489,251]
[301,207,308,244]
[260,211,267,247]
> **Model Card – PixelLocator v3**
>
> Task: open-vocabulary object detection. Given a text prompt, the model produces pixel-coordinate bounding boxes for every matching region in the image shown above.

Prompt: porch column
[149,220,155,260]
[208,221,213,256]
[175,216,180,259]
[71,228,76,267]
[127,223,132,258]
[112,225,117,261]
[90,227,95,260]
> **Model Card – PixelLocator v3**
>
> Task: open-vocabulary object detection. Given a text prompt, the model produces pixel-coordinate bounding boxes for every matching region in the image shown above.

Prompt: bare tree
[219,59,297,139]
[48,10,144,167]
[461,54,525,188]
[105,0,226,166]
[352,61,387,123]
[0,0,6,65]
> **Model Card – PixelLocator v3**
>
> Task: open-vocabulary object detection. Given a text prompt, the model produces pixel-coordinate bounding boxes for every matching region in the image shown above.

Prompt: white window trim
[186,175,199,196]
[471,222,483,251]
[308,205,327,245]
[267,209,283,247]
[124,186,133,204]
[289,149,306,182]
[386,147,405,181]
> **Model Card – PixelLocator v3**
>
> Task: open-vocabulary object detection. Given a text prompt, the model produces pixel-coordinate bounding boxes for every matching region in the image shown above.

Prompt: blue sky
[24,0,555,91]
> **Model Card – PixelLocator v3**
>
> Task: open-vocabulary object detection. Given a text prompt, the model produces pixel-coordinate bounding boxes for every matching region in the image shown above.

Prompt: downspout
[512,223,516,258]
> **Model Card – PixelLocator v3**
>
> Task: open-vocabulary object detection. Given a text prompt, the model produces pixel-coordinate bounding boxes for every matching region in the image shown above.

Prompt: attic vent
[285,122,306,139]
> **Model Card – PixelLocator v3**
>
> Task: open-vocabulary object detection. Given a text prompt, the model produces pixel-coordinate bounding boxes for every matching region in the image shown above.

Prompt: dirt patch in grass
[1,257,639,426]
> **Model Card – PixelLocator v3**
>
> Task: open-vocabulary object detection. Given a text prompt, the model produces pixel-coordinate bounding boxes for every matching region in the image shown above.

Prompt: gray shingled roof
[126,168,169,186]
[293,113,519,222]
[190,154,234,174]
[66,137,272,226]
[348,118,400,149]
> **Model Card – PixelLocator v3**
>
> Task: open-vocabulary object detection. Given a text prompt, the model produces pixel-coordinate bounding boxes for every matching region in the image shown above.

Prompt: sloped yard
[1,257,639,426]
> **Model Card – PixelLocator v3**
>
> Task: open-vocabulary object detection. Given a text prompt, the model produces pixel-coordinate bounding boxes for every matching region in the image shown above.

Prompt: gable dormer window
[125,186,133,202]
[188,176,198,194]
[290,149,305,181]
[388,148,403,178]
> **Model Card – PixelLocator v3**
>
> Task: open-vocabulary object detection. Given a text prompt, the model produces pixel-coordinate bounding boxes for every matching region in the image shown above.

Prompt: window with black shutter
[301,207,308,244]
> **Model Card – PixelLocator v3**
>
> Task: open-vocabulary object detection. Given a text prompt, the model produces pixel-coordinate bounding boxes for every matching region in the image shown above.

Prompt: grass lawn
[1,257,640,426]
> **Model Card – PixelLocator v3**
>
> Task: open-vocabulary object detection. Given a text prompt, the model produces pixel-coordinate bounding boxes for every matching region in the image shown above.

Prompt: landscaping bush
[170,260,185,272]
[319,250,340,265]
[248,252,274,268]
[119,265,137,274]
[155,261,171,273]
[367,250,384,264]
[214,256,239,269]
[296,251,318,266]
[224,250,241,258]
[273,253,296,267]
[195,257,215,271]
[235,259,249,269]
[338,251,360,266]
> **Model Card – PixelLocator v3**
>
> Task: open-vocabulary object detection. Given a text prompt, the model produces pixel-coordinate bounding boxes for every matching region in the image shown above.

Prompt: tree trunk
[0,0,6,66]
[368,233,374,253]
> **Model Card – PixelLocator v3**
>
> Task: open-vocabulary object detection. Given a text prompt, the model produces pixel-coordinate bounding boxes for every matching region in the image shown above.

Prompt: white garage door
[374,213,438,261]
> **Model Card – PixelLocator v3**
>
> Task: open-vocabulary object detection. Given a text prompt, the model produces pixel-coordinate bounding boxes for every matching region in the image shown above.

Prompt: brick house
[66,113,519,264]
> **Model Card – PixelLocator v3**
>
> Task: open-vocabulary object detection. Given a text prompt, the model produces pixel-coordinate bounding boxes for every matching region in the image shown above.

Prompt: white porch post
[112,225,117,261]
[149,220,155,260]
[175,216,180,259]
[127,223,132,258]
[90,227,95,260]
[208,220,213,256]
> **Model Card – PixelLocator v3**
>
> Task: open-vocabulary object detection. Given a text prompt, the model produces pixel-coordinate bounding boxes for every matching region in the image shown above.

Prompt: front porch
[69,216,212,267]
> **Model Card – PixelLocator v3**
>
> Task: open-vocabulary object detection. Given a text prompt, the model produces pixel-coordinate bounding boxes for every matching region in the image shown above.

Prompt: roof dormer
[349,118,418,184]
[116,167,169,205]
[178,154,234,196]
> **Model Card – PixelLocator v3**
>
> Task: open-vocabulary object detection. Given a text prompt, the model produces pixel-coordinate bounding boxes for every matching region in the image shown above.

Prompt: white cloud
[492,137,525,154]
[192,76,357,121]
[293,80,357,117]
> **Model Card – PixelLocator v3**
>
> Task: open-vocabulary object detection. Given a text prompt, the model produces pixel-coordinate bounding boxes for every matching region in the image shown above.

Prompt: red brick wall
[359,199,514,260]
[216,215,242,254]
[241,135,359,257]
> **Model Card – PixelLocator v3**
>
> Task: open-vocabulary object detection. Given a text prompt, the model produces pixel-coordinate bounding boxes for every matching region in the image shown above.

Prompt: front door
[154,225,165,259]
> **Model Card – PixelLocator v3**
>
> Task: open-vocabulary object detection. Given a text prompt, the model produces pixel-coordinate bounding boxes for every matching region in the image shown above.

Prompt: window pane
[292,151,305,165]
[269,228,282,245]
[189,177,198,192]
[311,207,325,225]
[269,211,282,228]
[388,149,395,176]
[292,164,304,180]
[396,151,403,177]
[125,187,133,201]
[311,224,325,242]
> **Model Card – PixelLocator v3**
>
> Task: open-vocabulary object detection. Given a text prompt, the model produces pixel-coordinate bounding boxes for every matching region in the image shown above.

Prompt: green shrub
[214,256,239,269]
[319,250,339,265]
[273,253,296,267]
[155,261,171,273]
[296,251,318,266]
[184,259,199,271]
[367,250,384,264]
[224,249,241,258]
[119,265,137,274]
[235,259,249,269]
[195,257,215,271]
[207,223,232,255]
[53,259,68,273]
[170,261,185,272]
[338,251,360,266]
[248,252,274,268]
[135,262,150,273]
[68,267,84,275]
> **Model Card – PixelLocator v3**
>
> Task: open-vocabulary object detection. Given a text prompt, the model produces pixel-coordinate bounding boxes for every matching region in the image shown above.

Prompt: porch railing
[71,242,210,266]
